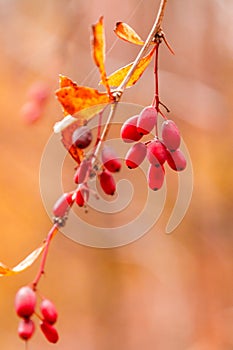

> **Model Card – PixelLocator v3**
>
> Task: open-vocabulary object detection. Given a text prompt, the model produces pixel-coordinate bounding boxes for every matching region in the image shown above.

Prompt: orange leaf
[92,16,111,96]
[0,243,46,277]
[56,82,112,118]
[114,22,144,45]
[104,47,155,88]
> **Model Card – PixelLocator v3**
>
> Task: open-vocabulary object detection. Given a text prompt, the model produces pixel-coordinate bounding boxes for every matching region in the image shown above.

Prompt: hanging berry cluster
[15,285,59,343]
[0,2,188,346]
[122,107,186,191]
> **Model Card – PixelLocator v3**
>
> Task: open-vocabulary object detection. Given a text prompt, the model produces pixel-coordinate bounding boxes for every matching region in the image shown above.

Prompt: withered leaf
[0,243,46,277]
[56,82,112,117]
[92,16,111,96]
[114,22,144,45]
[61,120,84,164]
[103,47,155,88]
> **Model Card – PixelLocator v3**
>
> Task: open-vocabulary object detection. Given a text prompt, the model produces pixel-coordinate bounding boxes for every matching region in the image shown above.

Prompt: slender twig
[32,224,58,289]
[118,0,167,92]
[95,0,168,156]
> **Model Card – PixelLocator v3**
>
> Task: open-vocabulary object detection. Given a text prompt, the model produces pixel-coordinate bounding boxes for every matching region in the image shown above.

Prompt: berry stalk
[32,224,58,290]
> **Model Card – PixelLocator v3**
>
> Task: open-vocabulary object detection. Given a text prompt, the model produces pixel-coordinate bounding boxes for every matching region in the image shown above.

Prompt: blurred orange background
[0,0,232,349]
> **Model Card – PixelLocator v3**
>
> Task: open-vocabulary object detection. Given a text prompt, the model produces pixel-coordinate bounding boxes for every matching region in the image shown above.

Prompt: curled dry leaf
[103,47,156,88]
[114,22,144,45]
[92,16,111,96]
[61,120,85,164]
[0,243,46,277]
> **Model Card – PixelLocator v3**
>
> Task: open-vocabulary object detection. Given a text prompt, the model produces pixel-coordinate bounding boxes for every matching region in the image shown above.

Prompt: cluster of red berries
[15,286,59,343]
[121,106,187,190]
[52,126,122,221]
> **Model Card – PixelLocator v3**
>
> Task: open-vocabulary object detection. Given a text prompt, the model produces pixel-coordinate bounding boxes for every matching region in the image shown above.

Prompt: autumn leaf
[103,47,156,88]
[114,22,144,45]
[92,16,111,96]
[56,82,112,118]
[0,243,46,277]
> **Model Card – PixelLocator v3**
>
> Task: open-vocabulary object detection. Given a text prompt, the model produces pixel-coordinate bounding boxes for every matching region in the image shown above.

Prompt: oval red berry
[137,106,157,135]
[161,120,181,151]
[166,149,187,171]
[147,164,165,191]
[40,299,58,325]
[120,115,142,143]
[147,139,167,166]
[52,192,74,217]
[72,126,92,149]
[15,286,36,318]
[125,142,147,169]
[40,321,59,344]
[18,318,35,341]
[75,187,89,207]
[101,146,121,173]
[73,159,90,184]
[99,170,116,195]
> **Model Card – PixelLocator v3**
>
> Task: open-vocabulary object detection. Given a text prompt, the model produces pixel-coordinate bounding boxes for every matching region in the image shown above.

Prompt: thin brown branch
[118,0,168,92]
[95,0,168,155]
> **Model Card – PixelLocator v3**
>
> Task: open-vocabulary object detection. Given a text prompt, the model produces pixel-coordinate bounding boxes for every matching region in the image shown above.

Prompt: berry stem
[32,224,58,290]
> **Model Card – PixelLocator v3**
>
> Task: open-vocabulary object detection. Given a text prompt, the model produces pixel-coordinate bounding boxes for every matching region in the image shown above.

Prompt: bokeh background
[0,0,232,349]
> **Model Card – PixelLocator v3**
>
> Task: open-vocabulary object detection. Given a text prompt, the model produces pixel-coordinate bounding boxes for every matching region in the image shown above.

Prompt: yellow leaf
[105,47,155,88]
[114,22,144,45]
[92,16,111,95]
[0,243,46,277]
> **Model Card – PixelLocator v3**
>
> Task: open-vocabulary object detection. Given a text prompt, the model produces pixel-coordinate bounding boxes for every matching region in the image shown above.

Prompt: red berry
[137,106,157,135]
[120,115,143,143]
[75,187,89,207]
[166,149,187,171]
[53,192,74,217]
[101,146,121,173]
[147,164,165,191]
[73,159,90,184]
[99,170,116,195]
[161,120,181,151]
[147,139,167,166]
[125,142,147,169]
[18,318,35,341]
[20,100,42,124]
[40,299,58,325]
[28,81,50,104]
[40,321,59,344]
[72,126,92,149]
[15,286,36,318]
